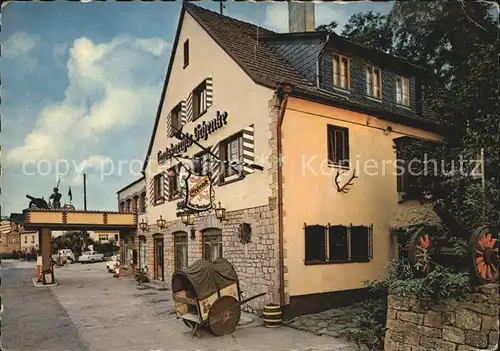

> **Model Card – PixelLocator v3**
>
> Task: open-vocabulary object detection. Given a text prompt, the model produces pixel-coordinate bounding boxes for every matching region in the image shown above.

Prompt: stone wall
[384,284,499,351]
[141,202,279,313]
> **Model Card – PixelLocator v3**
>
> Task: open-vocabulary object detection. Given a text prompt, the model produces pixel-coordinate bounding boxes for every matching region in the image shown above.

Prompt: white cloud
[3,32,36,57]
[6,35,170,165]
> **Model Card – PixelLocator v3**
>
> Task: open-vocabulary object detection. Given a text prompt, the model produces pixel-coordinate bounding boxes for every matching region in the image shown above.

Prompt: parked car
[59,249,75,263]
[78,251,104,263]
[51,253,67,265]
[105,255,119,273]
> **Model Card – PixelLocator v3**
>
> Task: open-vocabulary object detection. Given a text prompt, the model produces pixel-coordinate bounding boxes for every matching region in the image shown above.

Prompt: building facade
[120,3,441,317]
[20,230,39,252]
[0,218,18,254]
[117,176,147,275]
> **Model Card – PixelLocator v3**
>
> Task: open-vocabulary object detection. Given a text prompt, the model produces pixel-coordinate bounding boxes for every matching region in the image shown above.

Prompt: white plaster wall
[146,13,274,226]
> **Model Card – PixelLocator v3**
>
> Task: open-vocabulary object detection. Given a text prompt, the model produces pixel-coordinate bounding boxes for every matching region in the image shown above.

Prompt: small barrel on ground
[263,304,282,328]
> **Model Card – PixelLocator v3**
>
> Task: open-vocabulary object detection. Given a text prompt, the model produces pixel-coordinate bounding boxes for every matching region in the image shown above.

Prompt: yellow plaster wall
[282,98,441,296]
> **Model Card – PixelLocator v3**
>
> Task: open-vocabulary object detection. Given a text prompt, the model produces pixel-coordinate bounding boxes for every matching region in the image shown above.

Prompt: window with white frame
[220,133,243,183]
[396,76,410,106]
[193,80,208,120]
[333,54,350,90]
[366,65,382,99]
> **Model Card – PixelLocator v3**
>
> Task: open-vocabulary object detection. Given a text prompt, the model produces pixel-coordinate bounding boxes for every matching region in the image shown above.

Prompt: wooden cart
[172,258,266,337]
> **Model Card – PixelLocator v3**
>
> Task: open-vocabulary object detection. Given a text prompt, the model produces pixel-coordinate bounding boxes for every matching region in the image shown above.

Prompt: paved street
[2,260,358,351]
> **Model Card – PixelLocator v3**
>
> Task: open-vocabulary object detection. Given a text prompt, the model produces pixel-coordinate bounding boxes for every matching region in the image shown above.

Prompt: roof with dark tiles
[142,3,440,172]
[184,2,314,90]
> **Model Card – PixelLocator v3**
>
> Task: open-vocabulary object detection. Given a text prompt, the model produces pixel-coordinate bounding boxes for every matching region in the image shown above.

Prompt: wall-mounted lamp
[157,215,166,229]
[181,212,194,226]
[383,126,393,135]
[139,219,148,231]
[215,201,226,222]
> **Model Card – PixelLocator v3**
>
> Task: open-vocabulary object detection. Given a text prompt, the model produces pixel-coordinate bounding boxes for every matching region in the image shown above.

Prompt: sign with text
[184,174,212,212]
[158,111,228,164]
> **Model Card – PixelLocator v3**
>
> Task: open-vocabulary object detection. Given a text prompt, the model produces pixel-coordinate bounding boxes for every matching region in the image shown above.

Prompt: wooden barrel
[263,304,282,328]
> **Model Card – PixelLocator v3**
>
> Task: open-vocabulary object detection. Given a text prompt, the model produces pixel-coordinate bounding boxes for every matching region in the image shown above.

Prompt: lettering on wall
[158,111,228,163]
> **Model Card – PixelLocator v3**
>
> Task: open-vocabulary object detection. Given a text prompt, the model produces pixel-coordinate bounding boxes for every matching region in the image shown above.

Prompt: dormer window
[366,65,382,99]
[333,54,350,90]
[396,76,410,106]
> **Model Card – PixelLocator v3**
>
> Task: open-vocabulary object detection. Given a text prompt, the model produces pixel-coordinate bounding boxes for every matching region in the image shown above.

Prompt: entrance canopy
[22,209,137,231]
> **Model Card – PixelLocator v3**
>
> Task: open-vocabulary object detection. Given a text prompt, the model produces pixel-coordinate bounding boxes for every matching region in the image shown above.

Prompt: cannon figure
[26,195,49,209]
[408,200,498,284]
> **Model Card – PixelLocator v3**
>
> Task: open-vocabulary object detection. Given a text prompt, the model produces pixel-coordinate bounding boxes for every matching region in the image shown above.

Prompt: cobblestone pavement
[2,260,359,351]
[283,303,369,350]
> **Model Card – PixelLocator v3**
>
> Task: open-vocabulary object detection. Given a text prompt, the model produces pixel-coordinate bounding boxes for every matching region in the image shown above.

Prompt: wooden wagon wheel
[469,225,499,284]
[208,296,241,336]
[408,227,433,277]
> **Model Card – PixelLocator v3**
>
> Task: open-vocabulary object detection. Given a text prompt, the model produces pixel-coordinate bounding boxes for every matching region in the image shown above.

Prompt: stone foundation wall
[142,202,279,313]
[384,284,499,351]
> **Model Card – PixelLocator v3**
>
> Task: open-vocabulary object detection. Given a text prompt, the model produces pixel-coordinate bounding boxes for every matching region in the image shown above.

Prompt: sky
[0,0,393,216]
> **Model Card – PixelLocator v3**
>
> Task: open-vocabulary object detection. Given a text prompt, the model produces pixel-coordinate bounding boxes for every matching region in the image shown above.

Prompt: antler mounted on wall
[334,169,358,193]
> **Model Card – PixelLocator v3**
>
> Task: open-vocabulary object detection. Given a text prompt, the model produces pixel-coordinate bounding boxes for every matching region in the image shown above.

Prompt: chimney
[288,2,315,33]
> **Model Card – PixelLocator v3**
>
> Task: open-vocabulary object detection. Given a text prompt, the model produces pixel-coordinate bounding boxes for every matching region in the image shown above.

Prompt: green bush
[134,269,149,284]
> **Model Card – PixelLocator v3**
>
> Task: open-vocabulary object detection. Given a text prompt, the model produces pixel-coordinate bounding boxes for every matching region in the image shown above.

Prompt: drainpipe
[275,85,290,308]
[316,34,330,88]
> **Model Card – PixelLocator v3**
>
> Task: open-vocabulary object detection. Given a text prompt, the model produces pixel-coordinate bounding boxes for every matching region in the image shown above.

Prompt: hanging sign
[158,111,228,164]
[184,173,213,212]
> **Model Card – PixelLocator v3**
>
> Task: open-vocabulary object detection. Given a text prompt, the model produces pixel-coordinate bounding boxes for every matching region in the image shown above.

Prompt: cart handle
[240,292,266,305]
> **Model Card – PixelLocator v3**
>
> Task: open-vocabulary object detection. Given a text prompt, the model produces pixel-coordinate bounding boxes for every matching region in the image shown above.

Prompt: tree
[324,1,499,229]
[316,20,338,34]
[341,11,394,53]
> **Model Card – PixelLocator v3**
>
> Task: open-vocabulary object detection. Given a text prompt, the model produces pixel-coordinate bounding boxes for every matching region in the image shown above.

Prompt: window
[366,65,382,99]
[203,229,222,262]
[174,232,188,270]
[119,202,125,213]
[304,224,373,264]
[193,80,208,120]
[99,234,109,242]
[31,235,35,243]
[327,125,350,168]
[193,150,211,176]
[333,54,350,90]
[24,236,27,244]
[170,103,182,137]
[125,199,131,212]
[183,39,189,68]
[305,225,326,263]
[168,165,182,201]
[139,192,146,212]
[396,76,410,106]
[132,196,139,213]
[114,234,119,241]
[220,133,243,183]
[153,173,165,204]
